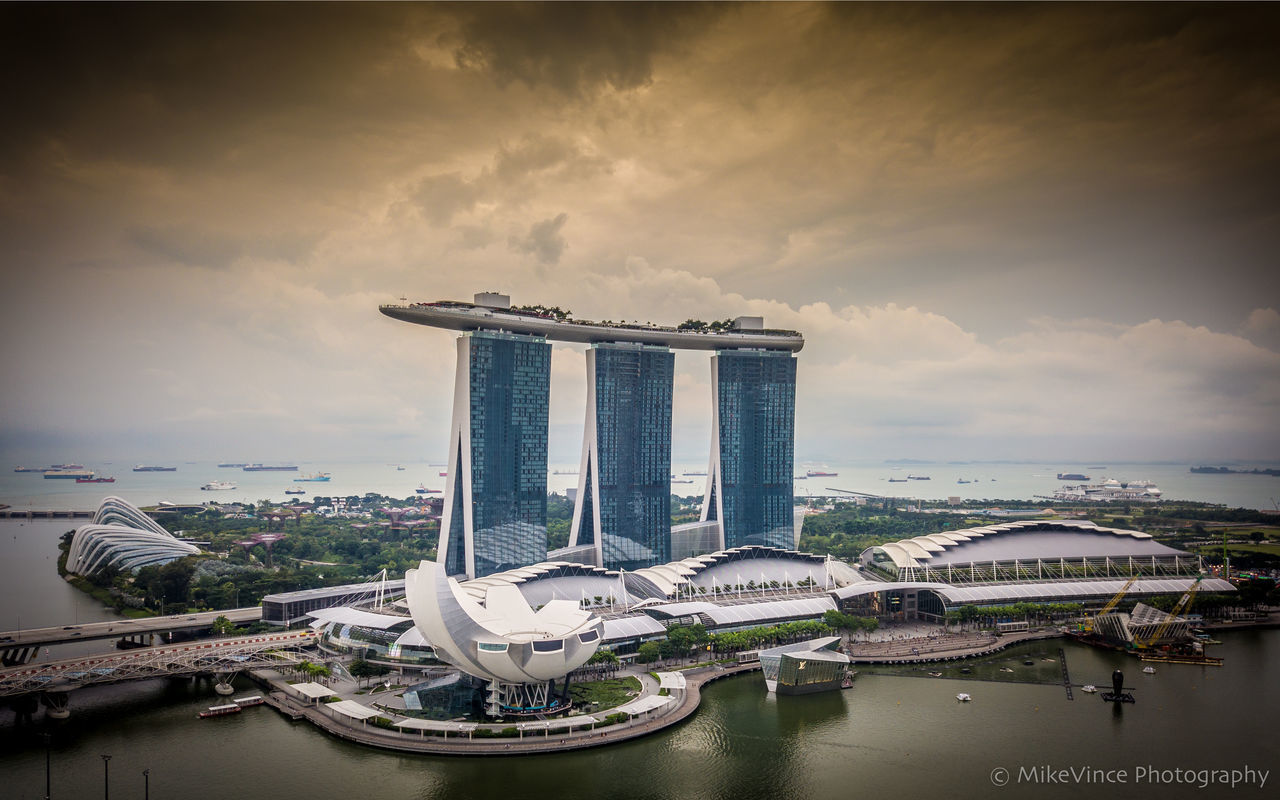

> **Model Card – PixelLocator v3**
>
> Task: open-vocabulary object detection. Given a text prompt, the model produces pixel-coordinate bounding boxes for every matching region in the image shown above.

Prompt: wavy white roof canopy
[67,496,200,576]
[866,520,1168,570]
[405,560,602,685]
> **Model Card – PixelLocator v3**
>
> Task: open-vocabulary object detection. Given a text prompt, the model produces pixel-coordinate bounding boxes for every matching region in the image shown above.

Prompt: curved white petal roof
[405,560,602,685]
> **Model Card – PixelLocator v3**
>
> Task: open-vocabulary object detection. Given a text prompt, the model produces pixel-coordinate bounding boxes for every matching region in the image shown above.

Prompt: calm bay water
[3,459,1278,509]
[0,634,1275,800]
[1,519,1276,799]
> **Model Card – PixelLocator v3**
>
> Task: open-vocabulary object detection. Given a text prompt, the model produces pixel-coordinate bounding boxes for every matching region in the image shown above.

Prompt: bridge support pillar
[40,691,70,719]
[214,672,238,695]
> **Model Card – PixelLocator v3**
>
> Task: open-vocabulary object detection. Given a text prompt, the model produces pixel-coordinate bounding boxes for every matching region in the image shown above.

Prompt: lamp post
[142,769,150,800]
[100,754,111,800]
[40,732,51,800]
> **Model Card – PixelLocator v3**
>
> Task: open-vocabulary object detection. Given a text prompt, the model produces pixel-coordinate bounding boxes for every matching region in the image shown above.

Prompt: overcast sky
[2,3,1278,466]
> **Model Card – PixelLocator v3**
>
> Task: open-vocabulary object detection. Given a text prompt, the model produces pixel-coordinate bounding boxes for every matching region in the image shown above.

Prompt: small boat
[956,693,972,702]
[396,465,406,471]
[439,471,448,477]
[1081,685,1098,693]
[999,667,1014,673]
[928,671,943,678]
[1142,666,1156,674]
[1023,660,1034,666]
[888,477,908,482]
[957,479,971,484]
[284,488,306,495]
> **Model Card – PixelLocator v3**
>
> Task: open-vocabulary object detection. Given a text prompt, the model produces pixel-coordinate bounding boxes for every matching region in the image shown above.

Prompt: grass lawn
[569,676,641,711]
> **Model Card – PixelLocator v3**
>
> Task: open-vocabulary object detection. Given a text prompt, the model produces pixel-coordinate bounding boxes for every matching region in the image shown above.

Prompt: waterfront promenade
[845,628,1064,663]
[249,661,760,755]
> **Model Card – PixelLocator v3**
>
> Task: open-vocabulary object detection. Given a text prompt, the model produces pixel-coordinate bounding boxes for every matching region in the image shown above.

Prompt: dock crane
[1083,575,1139,633]
[1133,577,1203,650]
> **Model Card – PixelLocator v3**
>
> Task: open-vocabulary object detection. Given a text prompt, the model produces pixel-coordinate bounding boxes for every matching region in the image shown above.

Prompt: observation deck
[379,297,804,352]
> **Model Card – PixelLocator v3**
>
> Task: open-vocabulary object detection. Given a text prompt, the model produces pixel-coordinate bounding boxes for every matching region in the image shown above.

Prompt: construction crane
[1133,577,1203,649]
[1084,575,1139,632]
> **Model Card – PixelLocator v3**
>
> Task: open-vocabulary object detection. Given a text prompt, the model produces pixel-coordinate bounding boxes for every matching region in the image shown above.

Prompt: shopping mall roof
[864,520,1186,570]
[641,595,836,627]
[306,605,413,631]
[827,577,1234,607]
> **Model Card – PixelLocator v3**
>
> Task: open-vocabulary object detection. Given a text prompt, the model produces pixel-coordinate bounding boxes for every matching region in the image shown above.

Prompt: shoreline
[245,662,761,756]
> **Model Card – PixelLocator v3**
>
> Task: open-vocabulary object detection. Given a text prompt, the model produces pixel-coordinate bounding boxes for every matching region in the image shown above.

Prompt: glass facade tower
[569,343,674,571]
[439,331,551,579]
[701,349,797,549]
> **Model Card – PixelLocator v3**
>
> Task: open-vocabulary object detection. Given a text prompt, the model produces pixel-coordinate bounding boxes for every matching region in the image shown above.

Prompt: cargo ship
[76,476,116,483]
[806,470,838,477]
[134,465,177,472]
[243,464,299,471]
[45,469,95,479]
[217,462,248,468]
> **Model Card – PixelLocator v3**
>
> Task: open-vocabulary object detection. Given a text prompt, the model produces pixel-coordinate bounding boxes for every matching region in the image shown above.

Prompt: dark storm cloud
[0,3,426,170]
[450,2,726,95]
[2,2,1279,463]
[509,213,569,265]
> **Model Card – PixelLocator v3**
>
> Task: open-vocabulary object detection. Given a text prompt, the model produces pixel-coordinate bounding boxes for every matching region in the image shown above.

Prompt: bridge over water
[0,630,316,715]
[0,607,264,665]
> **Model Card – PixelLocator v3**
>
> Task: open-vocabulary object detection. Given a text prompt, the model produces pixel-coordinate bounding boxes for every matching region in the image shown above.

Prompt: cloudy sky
[2,3,1278,466]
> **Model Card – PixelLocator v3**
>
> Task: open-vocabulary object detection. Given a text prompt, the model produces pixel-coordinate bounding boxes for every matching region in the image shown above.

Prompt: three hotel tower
[381,294,803,580]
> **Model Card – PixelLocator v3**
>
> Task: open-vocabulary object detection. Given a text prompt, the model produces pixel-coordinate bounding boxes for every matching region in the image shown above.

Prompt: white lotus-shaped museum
[405,560,603,687]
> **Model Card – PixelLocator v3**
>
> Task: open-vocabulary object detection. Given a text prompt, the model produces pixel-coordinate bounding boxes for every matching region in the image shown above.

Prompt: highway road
[0,607,264,648]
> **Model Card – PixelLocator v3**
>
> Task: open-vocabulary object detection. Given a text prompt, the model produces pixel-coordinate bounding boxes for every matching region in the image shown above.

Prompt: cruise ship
[1049,478,1163,502]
